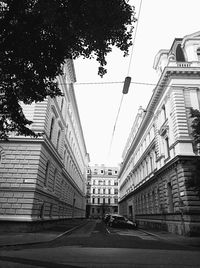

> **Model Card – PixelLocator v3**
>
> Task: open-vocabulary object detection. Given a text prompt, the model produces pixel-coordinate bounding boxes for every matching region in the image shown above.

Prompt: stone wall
[119,156,200,236]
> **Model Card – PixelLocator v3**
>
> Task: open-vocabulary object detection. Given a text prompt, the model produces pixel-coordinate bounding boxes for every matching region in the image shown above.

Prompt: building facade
[0,59,89,231]
[118,32,200,236]
[86,165,119,218]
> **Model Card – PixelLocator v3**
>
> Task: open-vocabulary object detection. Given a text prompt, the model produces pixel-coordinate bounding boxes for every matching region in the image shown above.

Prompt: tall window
[150,155,153,172]
[53,169,57,192]
[60,98,64,112]
[162,105,167,121]
[197,48,200,61]
[56,130,61,150]
[44,161,50,187]
[167,182,174,213]
[164,137,170,158]
[176,44,185,62]
[49,118,55,140]
[40,203,45,219]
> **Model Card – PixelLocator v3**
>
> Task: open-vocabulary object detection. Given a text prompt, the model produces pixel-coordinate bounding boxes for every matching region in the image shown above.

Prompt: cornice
[119,66,200,177]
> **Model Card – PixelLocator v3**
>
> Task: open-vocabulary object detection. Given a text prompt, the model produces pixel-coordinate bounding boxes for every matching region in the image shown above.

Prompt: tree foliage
[0,0,135,139]
[185,108,200,197]
[190,108,200,145]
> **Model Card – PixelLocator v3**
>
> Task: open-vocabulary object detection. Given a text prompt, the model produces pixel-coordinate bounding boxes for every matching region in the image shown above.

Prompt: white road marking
[109,229,157,240]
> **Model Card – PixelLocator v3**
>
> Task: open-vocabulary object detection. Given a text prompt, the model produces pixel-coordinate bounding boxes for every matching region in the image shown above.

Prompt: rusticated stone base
[0,218,85,233]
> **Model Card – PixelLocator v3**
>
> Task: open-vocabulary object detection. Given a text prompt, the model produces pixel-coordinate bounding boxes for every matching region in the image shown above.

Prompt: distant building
[118,32,200,236]
[0,59,89,231]
[86,165,119,218]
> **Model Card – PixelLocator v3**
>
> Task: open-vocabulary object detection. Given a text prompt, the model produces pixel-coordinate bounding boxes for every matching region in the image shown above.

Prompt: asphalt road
[0,220,199,268]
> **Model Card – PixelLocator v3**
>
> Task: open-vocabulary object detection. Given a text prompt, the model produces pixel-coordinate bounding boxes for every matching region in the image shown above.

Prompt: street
[0,220,199,268]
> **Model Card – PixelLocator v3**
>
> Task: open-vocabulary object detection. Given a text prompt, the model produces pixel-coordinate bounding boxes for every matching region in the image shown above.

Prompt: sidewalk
[140,229,200,248]
[0,219,88,247]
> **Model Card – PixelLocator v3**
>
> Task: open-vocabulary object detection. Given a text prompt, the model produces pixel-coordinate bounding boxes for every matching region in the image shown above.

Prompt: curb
[53,220,89,240]
[138,229,200,248]
[0,220,89,248]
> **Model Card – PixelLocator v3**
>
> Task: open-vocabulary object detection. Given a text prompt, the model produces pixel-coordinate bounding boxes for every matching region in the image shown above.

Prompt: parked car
[108,214,137,229]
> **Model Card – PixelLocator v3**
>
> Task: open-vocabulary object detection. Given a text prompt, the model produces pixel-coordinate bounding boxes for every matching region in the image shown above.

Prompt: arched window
[56,130,61,150]
[49,117,55,140]
[44,161,50,187]
[176,44,185,62]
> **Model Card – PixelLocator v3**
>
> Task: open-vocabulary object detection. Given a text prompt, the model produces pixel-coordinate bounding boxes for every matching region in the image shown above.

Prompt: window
[150,155,153,172]
[108,189,111,195]
[115,170,118,174]
[114,198,118,204]
[103,189,105,194]
[93,188,95,194]
[197,48,200,61]
[60,98,64,112]
[108,198,110,204]
[44,161,50,187]
[53,169,57,192]
[108,180,111,185]
[56,130,61,150]
[98,189,100,194]
[114,189,118,194]
[162,105,167,121]
[92,198,95,204]
[101,170,104,174]
[40,203,45,219]
[108,169,112,175]
[176,44,185,62]
[114,182,118,186]
[164,137,170,158]
[167,182,174,213]
[49,117,55,140]
[63,149,66,163]
[98,198,100,204]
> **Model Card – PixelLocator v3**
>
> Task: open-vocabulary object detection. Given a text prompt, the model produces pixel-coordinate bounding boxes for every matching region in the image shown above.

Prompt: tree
[190,108,200,147]
[0,0,135,139]
[185,108,200,197]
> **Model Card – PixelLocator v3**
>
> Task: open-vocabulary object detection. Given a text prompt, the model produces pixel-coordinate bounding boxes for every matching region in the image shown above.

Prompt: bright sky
[74,0,200,167]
